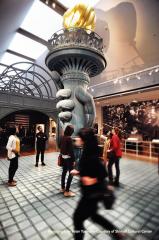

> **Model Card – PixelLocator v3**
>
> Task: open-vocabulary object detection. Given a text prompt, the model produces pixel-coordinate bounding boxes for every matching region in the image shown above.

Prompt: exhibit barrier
[122,139,159,159]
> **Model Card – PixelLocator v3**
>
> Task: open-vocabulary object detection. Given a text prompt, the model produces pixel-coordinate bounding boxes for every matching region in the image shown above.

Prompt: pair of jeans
[61,158,73,192]
[36,148,45,163]
[108,156,120,182]
[8,155,18,182]
[73,196,117,240]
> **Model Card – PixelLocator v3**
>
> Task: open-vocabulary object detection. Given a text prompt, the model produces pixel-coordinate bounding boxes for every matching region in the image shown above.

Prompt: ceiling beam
[6,49,35,62]
[40,0,67,16]
[17,28,48,46]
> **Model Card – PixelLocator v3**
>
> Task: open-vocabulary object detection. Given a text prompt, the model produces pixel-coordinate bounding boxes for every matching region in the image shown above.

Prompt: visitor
[72,128,124,240]
[35,126,48,167]
[60,125,75,197]
[108,127,122,186]
[103,131,113,164]
[6,128,20,187]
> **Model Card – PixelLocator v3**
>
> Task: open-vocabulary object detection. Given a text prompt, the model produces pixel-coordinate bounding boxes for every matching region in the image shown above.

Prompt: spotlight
[155,68,159,73]
[91,88,94,92]
[52,2,56,8]
[46,0,49,4]
[148,70,153,76]
[114,78,118,84]
[136,75,141,80]
[126,77,129,81]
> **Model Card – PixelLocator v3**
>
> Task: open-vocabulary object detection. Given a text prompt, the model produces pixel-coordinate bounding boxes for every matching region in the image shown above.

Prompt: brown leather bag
[57,154,64,167]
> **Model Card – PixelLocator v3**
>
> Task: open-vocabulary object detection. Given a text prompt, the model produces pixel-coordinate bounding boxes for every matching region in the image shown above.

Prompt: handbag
[102,188,115,209]
[87,181,115,210]
[107,150,116,160]
[57,154,64,167]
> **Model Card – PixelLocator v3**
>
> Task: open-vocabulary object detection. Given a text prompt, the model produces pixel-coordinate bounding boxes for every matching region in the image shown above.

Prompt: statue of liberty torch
[45,3,106,139]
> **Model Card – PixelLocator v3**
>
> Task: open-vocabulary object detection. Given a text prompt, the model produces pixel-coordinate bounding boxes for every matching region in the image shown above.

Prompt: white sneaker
[64,191,76,197]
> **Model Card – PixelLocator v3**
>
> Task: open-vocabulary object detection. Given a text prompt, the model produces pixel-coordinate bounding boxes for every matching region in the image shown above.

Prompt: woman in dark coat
[60,125,75,197]
[72,128,125,240]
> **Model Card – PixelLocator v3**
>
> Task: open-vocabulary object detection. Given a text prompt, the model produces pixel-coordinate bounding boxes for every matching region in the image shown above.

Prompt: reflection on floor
[0,153,159,240]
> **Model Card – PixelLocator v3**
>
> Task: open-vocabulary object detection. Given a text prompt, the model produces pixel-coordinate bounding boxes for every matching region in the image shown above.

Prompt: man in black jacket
[35,126,48,167]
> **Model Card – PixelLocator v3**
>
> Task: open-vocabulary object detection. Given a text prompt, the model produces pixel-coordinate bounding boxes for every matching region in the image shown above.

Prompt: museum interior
[0,0,159,240]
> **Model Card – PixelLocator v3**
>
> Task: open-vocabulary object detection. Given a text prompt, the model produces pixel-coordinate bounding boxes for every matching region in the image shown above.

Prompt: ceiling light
[114,78,118,84]
[148,70,153,76]
[126,77,129,81]
[57,0,101,8]
[91,88,94,92]
[136,75,141,80]
[52,2,56,8]
[155,68,159,72]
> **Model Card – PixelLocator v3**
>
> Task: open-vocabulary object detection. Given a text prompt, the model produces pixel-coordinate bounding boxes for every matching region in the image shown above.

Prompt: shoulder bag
[57,154,64,167]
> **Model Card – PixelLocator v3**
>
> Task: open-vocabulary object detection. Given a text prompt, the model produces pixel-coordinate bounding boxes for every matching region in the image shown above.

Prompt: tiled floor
[0,153,159,240]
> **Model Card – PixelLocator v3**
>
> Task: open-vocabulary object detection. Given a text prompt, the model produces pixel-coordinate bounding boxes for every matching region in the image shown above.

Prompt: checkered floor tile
[0,153,159,240]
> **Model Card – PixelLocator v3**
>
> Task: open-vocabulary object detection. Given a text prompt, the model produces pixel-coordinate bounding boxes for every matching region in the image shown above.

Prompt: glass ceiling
[0,65,6,74]
[21,0,63,41]
[0,0,63,69]
[8,33,47,60]
[57,0,101,8]
[0,52,30,70]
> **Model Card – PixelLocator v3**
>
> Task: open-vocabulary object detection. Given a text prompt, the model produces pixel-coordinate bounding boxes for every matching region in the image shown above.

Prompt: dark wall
[0,110,49,147]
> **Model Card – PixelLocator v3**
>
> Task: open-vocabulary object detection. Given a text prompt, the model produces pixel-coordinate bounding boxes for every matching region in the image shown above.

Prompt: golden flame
[63,3,96,31]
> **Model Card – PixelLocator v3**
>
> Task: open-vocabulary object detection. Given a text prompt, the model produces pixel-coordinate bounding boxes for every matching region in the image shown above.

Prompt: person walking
[6,128,20,187]
[72,128,124,240]
[107,127,122,186]
[35,126,48,167]
[60,125,75,197]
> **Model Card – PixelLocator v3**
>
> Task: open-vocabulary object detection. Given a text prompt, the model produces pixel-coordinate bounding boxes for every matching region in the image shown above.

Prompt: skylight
[8,33,46,60]
[21,0,63,40]
[0,65,6,74]
[0,52,31,70]
[57,0,101,8]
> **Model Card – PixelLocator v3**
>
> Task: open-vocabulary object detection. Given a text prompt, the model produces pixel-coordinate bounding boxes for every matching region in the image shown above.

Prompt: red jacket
[111,134,122,158]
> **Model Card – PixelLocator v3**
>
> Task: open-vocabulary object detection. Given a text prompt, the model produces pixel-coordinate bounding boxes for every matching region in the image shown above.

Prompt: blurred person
[99,128,107,143]
[6,128,20,187]
[131,126,138,135]
[72,128,124,240]
[35,126,48,167]
[60,125,76,197]
[103,131,113,164]
[108,127,122,186]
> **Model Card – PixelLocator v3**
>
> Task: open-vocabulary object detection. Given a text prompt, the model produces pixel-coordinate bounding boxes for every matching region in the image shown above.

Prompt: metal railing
[122,139,159,159]
[0,62,58,99]
[97,135,159,159]
[48,27,104,54]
